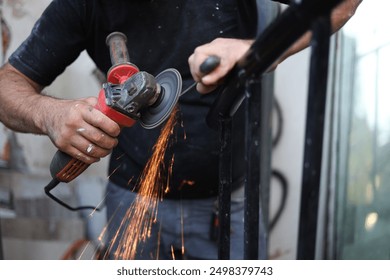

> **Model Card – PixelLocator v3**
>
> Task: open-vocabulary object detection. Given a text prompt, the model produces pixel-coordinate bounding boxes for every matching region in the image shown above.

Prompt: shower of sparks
[107,106,179,259]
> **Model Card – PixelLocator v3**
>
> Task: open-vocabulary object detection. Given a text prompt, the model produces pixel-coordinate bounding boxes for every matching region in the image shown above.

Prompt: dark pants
[104,181,253,260]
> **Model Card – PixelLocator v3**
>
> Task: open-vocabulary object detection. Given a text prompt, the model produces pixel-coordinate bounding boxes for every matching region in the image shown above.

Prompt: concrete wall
[0,0,106,259]
[270,50,310,259]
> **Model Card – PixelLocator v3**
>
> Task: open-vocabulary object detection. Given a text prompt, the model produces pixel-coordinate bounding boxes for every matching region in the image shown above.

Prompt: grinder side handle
[106,32,130,66]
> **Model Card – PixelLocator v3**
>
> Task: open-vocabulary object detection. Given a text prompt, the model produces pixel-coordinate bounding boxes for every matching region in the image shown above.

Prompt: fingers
[188,54,221,94]
[188,51,217,87]
[68,133,112,163]
[73,125,117,161]
[78,97,121,138]
[188,38,253,94]
[50,98,121,164]
[75,124,118,150]
[195,83,218,94]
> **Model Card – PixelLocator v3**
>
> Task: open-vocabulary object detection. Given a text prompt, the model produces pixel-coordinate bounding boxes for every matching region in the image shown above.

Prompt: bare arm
[189,0,362,93]
[0,63,120,163]
[276,0,363,65]
[0,63,46,133]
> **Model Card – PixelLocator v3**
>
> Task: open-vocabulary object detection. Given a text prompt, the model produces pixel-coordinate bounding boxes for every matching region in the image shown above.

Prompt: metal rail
[218,117,233,259]
[210,0,342,259]
[0,220,3,259]
[297,14,331,260]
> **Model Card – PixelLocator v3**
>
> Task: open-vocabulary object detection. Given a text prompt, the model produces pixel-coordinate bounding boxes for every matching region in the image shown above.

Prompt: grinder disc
[140,68,182,129]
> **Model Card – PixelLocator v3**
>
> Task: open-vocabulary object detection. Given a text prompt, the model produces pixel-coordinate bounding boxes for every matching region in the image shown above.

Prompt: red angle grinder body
[46,32,182,211]
[96,62,140,128]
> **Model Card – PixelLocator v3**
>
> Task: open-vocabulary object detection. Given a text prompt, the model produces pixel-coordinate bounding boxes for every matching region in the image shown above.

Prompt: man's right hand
[46,97,120,163]
[0,63,120,164]
[188,38,253,94]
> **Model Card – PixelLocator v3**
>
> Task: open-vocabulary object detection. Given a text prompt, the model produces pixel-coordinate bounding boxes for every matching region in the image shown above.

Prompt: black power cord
[269,169,288,232]
[44,179,101,212]
[272,97,284,148]
[268,97,288,232]
[0,219,3,260]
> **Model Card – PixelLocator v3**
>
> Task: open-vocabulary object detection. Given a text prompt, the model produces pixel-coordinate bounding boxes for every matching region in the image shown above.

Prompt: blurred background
[0,0,388,260]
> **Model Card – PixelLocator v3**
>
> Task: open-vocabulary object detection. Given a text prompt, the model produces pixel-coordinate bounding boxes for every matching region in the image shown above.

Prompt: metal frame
[0,220,3,259]
[208,0,342,260]
[297,14,331,260]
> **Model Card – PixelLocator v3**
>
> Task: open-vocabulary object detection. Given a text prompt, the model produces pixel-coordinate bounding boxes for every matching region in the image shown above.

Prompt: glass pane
[334,0,390,259]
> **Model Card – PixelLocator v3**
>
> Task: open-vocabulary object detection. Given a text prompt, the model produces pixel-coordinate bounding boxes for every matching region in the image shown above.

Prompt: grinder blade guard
[102,68,182,129]
[140,68,182,129]
[104,31,182,130]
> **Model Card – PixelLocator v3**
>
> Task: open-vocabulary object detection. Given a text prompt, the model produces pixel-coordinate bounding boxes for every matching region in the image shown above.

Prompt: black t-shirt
[9,0,257,199]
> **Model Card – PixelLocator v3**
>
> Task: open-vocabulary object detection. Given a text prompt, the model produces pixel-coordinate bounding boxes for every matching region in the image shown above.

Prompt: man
[0,0,361,259]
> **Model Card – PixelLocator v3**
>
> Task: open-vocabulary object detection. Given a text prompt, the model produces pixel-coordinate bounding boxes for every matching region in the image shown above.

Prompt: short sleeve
[8,0,88,86]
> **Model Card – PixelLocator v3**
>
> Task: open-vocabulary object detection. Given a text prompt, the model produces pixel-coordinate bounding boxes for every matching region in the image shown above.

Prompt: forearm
[0,63,52,134]
[188,0,362,92]
[277,0,362,64]
[0,63,121,164]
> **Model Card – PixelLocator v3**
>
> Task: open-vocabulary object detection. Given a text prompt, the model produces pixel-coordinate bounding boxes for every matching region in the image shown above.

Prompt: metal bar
[243,74,274,260]
[260,73,274,259]
[242,0,278,260]
[297,14,331,260]
[271,0,290,4]
[212,0,341,260]
[244,82,261,259]
[206,0,343,129]
[0,218,3,259]
[218,116,232,260]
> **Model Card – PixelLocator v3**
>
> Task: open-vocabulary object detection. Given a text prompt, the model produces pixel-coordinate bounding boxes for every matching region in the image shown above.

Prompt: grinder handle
[46,32,135,211]
[50,150,90,183]
[200,55,221,74]
[106,32,130,66]
[46,150,99,211]
[180,55,221,97]
[49,32,135,185]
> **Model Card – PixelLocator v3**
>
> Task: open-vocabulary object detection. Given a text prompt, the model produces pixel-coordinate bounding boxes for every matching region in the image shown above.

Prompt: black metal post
[260,74,274,259]
[218,116,232,260]
[244,82,261,260]
[210,0,341,260]
[297,14,331,260]
[0,220,3,259]
[243,74,273,260]
[206,0,343,129]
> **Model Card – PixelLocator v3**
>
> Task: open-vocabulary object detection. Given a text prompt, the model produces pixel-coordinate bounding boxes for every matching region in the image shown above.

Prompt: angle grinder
[45,32,182,211]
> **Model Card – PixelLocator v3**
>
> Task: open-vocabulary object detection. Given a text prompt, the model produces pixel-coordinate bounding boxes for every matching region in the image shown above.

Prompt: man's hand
[272,0,363,68]
[46,97,120,163]
[0,63,120,164]
[188,38,253,94]
[188,0,362,90]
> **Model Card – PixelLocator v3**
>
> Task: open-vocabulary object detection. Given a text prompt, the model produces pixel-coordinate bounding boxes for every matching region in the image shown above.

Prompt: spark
[127,176,134,186]
[180,199,185,256]
[116,153,125,160]
[179,180,195,190]
[77,240,92,260]
[88,194,108,218]
[180,119,187,140]
[164,155,175,195]
[171,245,176,260]
[156,220,163,260]
[99,201,124,259]
[107,164,122,179]
[109,106,179,259]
